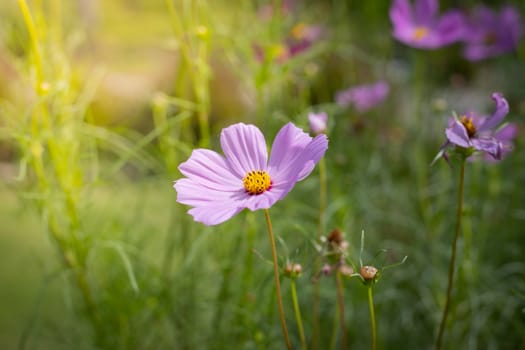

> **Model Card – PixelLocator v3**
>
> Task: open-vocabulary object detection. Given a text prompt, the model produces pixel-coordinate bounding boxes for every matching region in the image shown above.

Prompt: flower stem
[335,271,347,350]
[367,286,376,350]
[290,279,307,350]
[435,159,466,350]
[312,156,327,348]
[264,209,292,350]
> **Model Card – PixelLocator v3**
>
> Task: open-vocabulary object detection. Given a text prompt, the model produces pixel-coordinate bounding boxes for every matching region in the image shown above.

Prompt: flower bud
[360,265,378,281]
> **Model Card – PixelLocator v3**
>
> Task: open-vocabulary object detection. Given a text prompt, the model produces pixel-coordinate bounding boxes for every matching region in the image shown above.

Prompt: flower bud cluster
[314,229,354,281]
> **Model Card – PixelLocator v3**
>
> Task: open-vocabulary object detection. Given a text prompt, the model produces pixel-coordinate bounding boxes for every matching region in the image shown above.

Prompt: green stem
[264,209,291,350]
[312,154,327,349]
[336,271,347,350]
[290,279,307,350]
[18,0,44,90]
[367,286,376,350]
[435,160,466,350]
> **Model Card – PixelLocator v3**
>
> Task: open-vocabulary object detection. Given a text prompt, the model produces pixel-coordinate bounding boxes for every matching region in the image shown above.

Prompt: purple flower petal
[174,178,241,207]
[220,123,268,178]
[445,120,470,148]
[188,205,244,226]
[178,149,241,191]
[296,134,329,181]
[267,122,313,181]
[471,137,501,160]
[435,10,465,45]
[415,0,438,25]
[495,123,518,142]
[478,92,509,132]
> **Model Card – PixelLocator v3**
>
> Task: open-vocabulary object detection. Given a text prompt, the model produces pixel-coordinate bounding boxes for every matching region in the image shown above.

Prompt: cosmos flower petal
[178,149,241,191]
[415,0,438,24]
[471,138,501,160]
[220,123,268,178]
[390,0,413,31]
[495,123,518,142]
[435,10,465,44]
[268,122,313,174]
[174,178,243,207]
[188,205,244,226]
[297,135,329,181]
[445,120,470,148]
[478,93,509,132]
[269,127,328,183]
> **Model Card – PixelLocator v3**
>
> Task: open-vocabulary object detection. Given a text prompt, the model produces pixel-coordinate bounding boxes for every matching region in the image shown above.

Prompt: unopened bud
[360,266,378,281]
[321,263,332,276]
[284,262,302,278]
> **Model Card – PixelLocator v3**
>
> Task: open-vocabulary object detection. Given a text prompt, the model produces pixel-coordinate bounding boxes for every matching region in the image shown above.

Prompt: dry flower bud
[327,228,344,244]
[360,265,378,280]
[321,263,332,276]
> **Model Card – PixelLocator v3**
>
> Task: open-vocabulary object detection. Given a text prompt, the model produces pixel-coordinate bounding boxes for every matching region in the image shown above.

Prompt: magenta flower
[462,5,523,61]
[441,92,510,160]
[174,122,328,225]
[335,81,390,113]
[308,112,327,135]
[482,122,518,162]
[389,0,464,49]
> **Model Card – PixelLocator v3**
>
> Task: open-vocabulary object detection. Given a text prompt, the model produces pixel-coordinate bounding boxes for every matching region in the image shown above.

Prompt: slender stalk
[367,286,376,350]
[264,209,292,350]
[18,0,44,89]
[290,279,307,350]
[312,156,327,348]
[335,271,348,350]
[435,160,466,350]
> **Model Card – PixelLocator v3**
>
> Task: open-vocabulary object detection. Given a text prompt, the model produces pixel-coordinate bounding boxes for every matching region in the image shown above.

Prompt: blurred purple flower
[308,112,327,135]
[440,92,511,161]
[174,122,328,226]
[389,0,464,49]
[287,23,324,56]
[257,0,294,20]
[462,5,523,61]
[253,23,324,64]
[335,81,390,113]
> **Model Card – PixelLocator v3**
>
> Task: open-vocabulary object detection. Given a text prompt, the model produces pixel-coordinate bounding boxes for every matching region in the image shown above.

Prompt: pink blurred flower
[336,81,390,112]
[462,5,523,61]
[389,0,464,49]
[308,112,327,135]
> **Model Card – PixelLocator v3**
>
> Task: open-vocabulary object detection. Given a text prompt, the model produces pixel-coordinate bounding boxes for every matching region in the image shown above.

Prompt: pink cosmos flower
[174,122,328,225]
[389,0,464,49]
[308,112,327,135]
[335,81,390,113]
[440,92,511,161]
[462,5,523,61]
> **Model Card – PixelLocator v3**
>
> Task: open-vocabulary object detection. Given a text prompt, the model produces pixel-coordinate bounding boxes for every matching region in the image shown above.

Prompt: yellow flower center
[460,115,476,137]
[243,170,272,195]
[413,26,429,41]
[291,23,306,40]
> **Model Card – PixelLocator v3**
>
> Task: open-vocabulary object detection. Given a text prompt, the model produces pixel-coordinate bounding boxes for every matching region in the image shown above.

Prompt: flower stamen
[413,26,429,41]
[460,115,476,137]
[243,170,272,195]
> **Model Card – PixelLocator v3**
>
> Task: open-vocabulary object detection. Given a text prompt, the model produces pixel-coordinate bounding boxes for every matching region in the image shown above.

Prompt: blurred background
[1,0,524,349]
